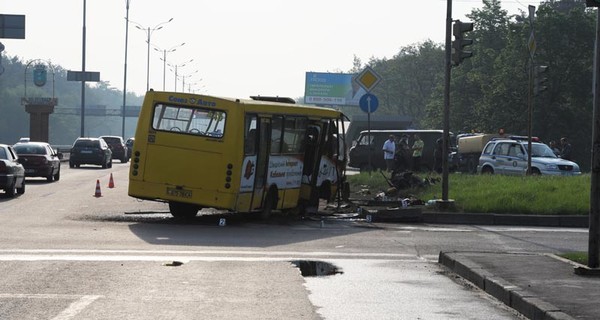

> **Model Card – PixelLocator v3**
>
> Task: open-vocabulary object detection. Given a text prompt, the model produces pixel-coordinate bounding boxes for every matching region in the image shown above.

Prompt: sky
[1,0,541,100]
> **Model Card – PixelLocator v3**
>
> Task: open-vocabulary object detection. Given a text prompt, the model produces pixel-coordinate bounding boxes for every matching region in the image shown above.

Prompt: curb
[439,251,576,320]
[423,212,588,228]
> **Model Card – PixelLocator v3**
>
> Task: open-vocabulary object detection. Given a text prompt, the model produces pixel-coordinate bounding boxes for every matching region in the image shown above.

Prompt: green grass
[347,172,590,215]
[559,252,588,265]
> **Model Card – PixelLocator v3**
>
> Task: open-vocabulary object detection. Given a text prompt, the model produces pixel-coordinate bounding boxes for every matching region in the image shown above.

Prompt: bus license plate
[166,187,192,198]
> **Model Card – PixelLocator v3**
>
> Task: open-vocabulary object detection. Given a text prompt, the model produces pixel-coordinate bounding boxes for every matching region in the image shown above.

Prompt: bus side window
[244,115,257,155]
[271,116,284,154]
[245,129,256,155]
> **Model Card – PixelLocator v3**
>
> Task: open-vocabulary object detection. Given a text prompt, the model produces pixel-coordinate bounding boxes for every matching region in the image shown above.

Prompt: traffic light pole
[441,0,452,202]
[589,8,600,269]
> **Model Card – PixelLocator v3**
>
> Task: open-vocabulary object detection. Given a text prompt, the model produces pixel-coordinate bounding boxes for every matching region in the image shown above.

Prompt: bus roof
[146,90,345,118]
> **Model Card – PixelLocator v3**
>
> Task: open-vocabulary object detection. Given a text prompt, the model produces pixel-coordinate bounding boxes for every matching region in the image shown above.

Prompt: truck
[450,133,501,173]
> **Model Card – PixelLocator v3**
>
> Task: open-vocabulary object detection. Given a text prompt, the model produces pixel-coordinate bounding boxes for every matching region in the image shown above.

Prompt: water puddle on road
[291,260,343,277]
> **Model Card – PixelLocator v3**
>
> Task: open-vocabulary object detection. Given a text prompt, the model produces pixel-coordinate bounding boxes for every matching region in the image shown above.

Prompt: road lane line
[51,295,102,320]
[0,249,439,262]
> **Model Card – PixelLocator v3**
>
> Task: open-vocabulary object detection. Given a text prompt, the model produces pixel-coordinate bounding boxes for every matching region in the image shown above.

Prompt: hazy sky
[2,0,540,100]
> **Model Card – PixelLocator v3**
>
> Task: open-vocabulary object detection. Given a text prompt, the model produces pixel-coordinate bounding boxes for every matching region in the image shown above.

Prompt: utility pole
[584,0,600,270]
[590,7,600,269]
[441,0,452,202]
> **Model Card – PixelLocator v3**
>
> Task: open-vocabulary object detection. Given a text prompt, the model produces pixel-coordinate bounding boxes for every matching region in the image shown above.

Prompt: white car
[477,139,581,176]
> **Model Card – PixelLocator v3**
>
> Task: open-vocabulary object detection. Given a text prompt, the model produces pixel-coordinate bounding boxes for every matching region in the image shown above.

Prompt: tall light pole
[168,59,193,92]
[187,80,203,93]
[131,18,173,92]
[121,0,130,138]
[80,0,87,137]
[180,70,198,93]
[154,42,185,91]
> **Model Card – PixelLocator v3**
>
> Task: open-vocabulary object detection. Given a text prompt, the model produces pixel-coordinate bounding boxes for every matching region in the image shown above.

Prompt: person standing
[395,134,410,172]
[560,137,572,161]
[411,133,424,172]
[549,140,560,156]
[382,135,396,172]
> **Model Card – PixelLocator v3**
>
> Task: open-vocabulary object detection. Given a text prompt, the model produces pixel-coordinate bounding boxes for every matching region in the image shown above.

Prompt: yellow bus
[128,90,349,219]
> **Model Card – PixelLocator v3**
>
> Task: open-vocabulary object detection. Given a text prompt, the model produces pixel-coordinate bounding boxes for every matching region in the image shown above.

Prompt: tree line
[342,0,595,170]
[0,0,596,170]
[0,55,143,146]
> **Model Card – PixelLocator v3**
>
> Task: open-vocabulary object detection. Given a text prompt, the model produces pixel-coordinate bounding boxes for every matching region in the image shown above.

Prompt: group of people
[382,133,424,173]
[549,137,573,161]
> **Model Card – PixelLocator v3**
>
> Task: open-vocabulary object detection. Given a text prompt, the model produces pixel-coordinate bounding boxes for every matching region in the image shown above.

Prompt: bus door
[301,123,323,206]
[250,117,271,210]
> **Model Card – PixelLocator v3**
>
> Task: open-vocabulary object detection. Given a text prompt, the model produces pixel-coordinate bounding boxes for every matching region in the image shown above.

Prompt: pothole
[291,260,343,277]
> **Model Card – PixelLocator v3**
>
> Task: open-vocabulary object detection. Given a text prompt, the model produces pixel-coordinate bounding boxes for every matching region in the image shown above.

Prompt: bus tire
[169,201,199,219]
[260,188,278,220]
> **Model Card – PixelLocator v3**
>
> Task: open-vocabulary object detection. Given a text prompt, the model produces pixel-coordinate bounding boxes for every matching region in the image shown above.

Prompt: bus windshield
[152,103,226,138]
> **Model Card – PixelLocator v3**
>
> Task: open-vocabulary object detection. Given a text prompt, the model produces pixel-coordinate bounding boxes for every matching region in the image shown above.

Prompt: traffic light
[586,0,600,7]
[534,65,548,95]
[452,20,474,66]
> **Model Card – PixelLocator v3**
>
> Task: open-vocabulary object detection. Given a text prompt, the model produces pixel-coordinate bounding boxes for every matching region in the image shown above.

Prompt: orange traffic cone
[94,179,102,197]
[108,173,115,189]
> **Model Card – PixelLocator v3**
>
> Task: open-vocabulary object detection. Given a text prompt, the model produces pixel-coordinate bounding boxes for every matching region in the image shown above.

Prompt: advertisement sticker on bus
[240,156,257,192]
[267,156,303,189]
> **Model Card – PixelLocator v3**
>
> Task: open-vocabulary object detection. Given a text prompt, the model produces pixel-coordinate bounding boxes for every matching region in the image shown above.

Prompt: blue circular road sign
[359,93,379,113]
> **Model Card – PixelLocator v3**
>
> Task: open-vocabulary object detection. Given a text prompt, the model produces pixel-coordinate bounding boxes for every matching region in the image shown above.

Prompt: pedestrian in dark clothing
[560,137,572,161]
[395,134,410,172]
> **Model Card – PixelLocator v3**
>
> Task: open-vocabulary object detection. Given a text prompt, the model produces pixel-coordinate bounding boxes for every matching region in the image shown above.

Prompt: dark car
[100,135,129,163]
[125,137,134,159]
[69,137,112,169]
[0,144,26,197]
[13,141,62,181]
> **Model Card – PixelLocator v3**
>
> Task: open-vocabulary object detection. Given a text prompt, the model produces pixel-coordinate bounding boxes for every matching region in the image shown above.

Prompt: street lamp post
[131,18,173,92]
[186,79,203,93]
[121,0,130,138]
[181,70,198,92]
[168,59,193,92]
[154,42,185,91]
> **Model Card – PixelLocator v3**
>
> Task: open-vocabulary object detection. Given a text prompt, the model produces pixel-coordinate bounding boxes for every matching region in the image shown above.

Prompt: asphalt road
[0,163,588,319]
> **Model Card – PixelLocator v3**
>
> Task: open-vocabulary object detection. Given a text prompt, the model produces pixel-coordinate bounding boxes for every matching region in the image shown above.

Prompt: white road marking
[51,295,102,320]
[0,294,102,320]
[0,249,438,262]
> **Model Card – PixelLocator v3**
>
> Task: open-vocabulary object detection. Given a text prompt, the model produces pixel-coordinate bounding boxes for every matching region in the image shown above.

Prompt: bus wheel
[260,189,278,220]
[169,201,199,219]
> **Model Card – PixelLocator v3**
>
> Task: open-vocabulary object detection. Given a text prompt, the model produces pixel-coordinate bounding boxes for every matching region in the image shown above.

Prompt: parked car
[125,137,134,159]
[100,135,129,163]
[477,139,581,176]
[13,141,62,181]
[69,137,112,169]
[0,144,26,197]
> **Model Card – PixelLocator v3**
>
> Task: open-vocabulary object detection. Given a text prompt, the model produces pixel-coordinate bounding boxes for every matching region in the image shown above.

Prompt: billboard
[304,72,366,106]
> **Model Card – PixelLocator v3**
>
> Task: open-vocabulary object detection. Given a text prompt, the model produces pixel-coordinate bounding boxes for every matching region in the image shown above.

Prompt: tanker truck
[450,133,501,173]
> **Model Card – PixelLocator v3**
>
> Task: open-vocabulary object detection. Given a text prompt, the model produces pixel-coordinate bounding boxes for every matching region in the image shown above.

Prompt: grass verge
[347,172,590,215]
[559,252,588,265]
